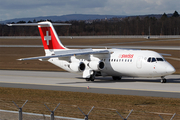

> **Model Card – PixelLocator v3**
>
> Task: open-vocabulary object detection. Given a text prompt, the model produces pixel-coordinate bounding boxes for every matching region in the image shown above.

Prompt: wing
[18,49,109,61]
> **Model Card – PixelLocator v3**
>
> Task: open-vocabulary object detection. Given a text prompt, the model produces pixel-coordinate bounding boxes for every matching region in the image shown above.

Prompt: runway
[0,70,180,98]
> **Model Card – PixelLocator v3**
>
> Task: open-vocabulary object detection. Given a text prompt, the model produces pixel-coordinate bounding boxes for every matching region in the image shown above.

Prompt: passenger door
[136,56,143,69]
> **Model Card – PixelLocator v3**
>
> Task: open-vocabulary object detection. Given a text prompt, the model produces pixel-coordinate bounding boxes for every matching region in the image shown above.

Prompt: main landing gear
[161,76,167,83]
[85,71,97,82]
[86,76,95,81]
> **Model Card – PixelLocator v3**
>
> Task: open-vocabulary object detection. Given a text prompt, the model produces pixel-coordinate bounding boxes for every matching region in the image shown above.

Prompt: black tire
[163,79,167,83]
[161,78,166,83]
[86,76,95,82]
[90,75,95,81]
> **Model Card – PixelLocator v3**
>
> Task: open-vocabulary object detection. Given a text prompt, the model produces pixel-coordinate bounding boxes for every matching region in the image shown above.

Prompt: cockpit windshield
[156,58,164,61]
[152,58,156,62]
[147,58,151,62]
[147,57,165,62]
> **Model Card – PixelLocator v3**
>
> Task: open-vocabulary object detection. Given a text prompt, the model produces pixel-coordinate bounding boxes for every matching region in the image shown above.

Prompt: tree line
[0,11,179,36]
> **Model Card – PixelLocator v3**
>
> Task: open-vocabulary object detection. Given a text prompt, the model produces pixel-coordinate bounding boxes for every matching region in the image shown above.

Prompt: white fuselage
[48,49,175,78]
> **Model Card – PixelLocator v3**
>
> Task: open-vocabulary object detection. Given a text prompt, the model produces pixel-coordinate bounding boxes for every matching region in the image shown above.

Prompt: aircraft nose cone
[166,66,176,74]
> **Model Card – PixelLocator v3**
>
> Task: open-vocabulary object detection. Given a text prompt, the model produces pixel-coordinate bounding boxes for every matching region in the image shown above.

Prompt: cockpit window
[147,58,151,62]
[147,57,165,62]
[156,58,164,61]
[152,58,156,62]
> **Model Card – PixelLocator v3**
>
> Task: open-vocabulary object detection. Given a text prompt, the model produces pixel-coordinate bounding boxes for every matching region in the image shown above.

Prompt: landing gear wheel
[161,78,166,83]
[112,76,122,80]
[163,78,166,83]
[85,75,95,82]
[89,75,95,81]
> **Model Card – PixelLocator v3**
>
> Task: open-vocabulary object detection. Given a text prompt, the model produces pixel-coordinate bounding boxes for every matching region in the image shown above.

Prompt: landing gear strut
[161,76,166,83]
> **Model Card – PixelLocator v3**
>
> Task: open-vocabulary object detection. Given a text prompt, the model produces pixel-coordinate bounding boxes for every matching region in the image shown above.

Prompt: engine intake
[87,61,105,71]
[69,62,85,72]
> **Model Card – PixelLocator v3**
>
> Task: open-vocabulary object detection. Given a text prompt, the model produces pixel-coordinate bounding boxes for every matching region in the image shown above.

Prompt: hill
[2,14,126,23]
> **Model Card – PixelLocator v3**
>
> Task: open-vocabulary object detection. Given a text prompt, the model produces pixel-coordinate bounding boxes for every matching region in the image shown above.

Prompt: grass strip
[0,87,180,119]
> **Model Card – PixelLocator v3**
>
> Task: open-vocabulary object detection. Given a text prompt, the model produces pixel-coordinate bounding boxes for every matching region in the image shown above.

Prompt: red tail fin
[38,21,67,51]
[7,21,70,54]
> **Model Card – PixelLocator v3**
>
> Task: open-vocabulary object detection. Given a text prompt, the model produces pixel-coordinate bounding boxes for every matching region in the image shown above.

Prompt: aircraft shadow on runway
[58,77,180,84]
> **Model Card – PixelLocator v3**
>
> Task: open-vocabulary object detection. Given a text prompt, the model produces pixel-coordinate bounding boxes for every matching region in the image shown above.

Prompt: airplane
[7,21,175,83]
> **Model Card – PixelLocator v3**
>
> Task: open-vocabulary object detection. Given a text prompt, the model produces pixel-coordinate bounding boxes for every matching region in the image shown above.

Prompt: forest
[0,11,179,36]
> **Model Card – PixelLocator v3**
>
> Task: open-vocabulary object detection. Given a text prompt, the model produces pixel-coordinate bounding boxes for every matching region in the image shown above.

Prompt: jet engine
[87,61,105,71]
[68,62,85,72]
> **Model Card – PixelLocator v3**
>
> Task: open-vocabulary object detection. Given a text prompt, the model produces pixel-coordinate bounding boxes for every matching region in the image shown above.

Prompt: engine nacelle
[69,62,85,72]
[87,61,105,71]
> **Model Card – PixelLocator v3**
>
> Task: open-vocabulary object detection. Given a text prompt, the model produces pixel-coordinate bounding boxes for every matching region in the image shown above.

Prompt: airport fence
[0,100,180,120]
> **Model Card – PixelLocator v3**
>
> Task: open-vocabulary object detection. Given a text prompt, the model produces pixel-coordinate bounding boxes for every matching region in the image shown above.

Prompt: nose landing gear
[161,76,166,83]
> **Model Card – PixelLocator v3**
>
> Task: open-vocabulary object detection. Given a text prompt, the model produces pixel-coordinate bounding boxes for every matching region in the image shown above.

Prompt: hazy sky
[0,0,180,20]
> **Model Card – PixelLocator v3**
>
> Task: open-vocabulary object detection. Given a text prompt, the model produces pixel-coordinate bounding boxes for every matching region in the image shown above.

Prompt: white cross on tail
[44,31,51,45]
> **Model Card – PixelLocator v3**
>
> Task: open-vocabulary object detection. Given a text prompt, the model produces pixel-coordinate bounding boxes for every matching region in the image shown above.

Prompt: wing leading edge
[18,49,109,61]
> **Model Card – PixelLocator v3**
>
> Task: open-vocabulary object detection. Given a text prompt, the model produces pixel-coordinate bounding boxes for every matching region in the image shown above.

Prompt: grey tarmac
[0,70,180,98]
